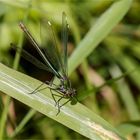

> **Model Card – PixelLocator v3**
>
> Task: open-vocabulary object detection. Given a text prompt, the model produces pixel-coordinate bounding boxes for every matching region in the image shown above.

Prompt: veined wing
[40,19,66,78]
[61,12,69,77]
[19,22,62,79]
[11,43,53,72]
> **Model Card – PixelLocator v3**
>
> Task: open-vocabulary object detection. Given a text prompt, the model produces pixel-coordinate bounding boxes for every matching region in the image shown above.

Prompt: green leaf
[0,63,125,139]
[68,0,132,74]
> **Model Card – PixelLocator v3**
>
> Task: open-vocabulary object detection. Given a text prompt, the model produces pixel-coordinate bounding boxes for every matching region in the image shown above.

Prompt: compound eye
[70,97,77,105]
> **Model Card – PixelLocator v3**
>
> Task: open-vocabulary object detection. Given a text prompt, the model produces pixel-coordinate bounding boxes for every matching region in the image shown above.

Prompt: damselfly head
[71,95,77,105]
[70,88,76,97]
[67,88,77,105]
[58,84,76,97]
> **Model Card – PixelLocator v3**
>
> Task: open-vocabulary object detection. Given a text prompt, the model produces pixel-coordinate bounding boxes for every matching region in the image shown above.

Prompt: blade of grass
[10,109,36,138]
[68,0,132,75]
[117,54,140,88]
[0,96,3,115]
[110,65,140,139]
[0,95,10,139]
[0,63,126,140]
[109,65,140,119]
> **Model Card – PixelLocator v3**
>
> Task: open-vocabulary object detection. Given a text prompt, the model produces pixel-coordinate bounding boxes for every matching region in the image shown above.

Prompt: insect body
[11,12,77,115]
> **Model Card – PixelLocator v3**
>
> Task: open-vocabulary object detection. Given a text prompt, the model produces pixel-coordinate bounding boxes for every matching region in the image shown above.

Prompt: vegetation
[0,0,140,139]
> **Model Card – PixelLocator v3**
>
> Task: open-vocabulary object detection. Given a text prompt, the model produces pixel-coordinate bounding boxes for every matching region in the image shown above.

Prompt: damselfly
[11,12,77,115]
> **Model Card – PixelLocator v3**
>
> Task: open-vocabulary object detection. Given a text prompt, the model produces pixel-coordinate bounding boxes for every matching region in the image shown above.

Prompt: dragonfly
[11,12,77,115]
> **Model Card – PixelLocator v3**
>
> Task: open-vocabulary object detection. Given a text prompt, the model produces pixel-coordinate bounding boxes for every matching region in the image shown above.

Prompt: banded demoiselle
[11,12,77,115]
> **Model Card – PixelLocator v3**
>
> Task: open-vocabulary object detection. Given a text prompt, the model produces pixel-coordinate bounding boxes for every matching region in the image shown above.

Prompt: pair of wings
[12,12,69,79]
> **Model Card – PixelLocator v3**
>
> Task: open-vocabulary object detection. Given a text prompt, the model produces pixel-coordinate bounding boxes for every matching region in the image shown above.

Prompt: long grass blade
[0,63,126,140]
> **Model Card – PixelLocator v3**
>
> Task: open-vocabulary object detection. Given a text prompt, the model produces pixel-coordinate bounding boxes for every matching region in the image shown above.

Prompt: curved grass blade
[0,63,126,140]
[68,0,133,75]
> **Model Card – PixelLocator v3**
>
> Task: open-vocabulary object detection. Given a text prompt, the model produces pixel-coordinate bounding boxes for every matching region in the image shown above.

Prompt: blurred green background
[0,0,140,139]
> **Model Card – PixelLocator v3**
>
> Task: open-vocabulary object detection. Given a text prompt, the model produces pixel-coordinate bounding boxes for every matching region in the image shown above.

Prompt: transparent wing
[61,12,69,77]
[11,43,53,72]
[19,22,62,79]
[40,19,66,77]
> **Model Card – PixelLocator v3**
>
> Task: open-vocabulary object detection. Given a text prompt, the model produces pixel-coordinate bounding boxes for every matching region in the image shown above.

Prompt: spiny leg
[52,94,64,116]
[55,96,65,115]
[51,93,64,106]
[47,78,58,106]
[56,96,65,116]
[55,95,65,107]
[60,98,71,108]
[45,80,58,87]
[35,85,57,93]
[29,80,57,94]
[56,98,72,116]
[29,82,45,94]
[51,92,67,115]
